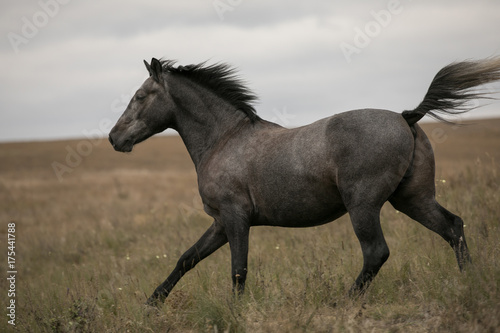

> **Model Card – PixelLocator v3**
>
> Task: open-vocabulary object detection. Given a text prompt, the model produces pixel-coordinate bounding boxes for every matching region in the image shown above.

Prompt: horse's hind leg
[390,194,471,270]
[348,206,390,295]
[389,125,471,270]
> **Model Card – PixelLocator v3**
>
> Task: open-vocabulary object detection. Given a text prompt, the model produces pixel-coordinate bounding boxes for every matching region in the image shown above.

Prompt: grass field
[1,118,499,332]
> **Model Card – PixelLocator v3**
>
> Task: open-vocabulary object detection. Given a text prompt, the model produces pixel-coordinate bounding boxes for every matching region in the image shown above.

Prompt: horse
[109,57,500,306]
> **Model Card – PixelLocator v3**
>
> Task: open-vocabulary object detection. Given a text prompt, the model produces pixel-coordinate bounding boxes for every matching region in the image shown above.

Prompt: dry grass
[1,118,499,332]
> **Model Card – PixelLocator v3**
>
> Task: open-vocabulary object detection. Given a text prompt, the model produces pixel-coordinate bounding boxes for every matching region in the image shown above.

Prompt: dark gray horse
[109,57,500,306]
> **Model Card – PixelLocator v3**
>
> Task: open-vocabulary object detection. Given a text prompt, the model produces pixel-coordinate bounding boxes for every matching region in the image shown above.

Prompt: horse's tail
[402,57,500,125]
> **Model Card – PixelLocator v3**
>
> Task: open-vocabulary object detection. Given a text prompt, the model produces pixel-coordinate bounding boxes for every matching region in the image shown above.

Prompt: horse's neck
[170,80,249,168]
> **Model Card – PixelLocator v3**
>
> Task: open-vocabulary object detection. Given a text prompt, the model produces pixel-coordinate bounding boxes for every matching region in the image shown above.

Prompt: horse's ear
[150,58,163,83]
[144,60,152,76]
[144,58,162,82]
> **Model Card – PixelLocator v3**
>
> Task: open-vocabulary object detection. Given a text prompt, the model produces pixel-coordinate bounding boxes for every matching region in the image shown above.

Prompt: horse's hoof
[145,296,161,308]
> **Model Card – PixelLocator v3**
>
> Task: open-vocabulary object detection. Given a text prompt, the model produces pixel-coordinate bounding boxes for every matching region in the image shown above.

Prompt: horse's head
[109,58,176,152]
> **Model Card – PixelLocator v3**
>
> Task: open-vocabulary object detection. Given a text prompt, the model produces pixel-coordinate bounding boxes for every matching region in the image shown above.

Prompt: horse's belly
[251,184,347,228]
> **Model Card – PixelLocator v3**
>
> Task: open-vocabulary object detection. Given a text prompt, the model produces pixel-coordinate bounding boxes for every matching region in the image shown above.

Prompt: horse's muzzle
[108,133,133,152]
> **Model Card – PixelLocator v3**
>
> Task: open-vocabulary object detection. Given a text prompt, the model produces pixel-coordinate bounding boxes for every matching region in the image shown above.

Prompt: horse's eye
[136,91,147,100]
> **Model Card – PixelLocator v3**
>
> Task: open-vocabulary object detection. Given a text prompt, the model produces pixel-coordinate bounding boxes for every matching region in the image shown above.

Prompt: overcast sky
[1,0,500,142]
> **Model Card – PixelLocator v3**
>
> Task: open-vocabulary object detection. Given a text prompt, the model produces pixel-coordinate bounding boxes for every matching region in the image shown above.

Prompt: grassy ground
[1,118,499,332]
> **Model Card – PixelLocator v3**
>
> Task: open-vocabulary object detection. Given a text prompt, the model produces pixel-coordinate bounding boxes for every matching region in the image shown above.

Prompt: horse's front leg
[146,220,228,306]
[224,213,250,296]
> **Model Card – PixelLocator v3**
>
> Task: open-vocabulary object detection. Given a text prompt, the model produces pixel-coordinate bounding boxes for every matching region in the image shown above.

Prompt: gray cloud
[1,0,500,141]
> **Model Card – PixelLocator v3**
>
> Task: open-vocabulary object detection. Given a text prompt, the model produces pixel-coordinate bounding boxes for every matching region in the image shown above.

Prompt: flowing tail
[402,57,500,125]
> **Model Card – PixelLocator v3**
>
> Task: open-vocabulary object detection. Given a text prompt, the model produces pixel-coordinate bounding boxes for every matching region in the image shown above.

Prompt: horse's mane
[160,59,259,121]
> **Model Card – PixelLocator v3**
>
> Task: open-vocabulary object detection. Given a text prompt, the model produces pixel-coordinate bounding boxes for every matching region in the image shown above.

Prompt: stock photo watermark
[51,118,114,182]
[51,87,138,182]
[6,222,17,326]
[7,0,73,54]
[213,0,243,21]
[269,106,296,127]
[339,0,407,63]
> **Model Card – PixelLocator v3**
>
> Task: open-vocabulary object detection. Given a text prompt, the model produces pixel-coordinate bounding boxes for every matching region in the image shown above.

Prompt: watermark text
[7,0,72,53]
[340,0,405,63]
[6,222,17,326]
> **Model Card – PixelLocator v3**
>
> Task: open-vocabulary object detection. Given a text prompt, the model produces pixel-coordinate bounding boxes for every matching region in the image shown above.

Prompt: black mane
[160,59,259,121]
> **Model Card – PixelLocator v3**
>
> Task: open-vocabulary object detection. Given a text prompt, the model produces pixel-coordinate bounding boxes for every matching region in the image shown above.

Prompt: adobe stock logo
[213,0,243,21]
[7,0,72,54]
[339,0,404,63]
